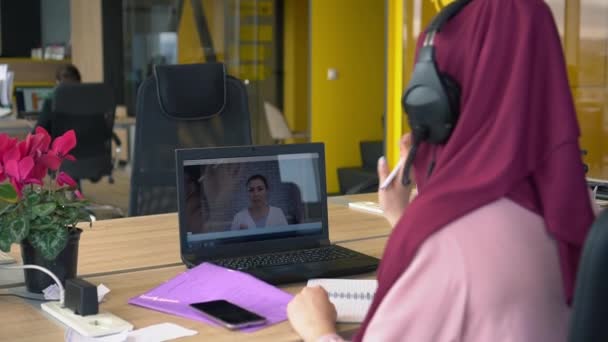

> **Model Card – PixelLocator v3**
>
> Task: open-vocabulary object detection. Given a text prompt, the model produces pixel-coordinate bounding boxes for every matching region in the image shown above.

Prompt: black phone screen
[190,300,265,325]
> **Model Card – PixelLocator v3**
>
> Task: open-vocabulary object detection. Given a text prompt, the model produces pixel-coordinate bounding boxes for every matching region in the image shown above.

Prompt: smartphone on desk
[189,299,267,330]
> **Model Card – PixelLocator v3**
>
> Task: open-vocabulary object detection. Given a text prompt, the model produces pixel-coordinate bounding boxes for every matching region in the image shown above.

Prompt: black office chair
[52,83,124,217]
[280,182,304,224]
[129,63,252,216]
[569,209,608,342]
[52,83,122,183]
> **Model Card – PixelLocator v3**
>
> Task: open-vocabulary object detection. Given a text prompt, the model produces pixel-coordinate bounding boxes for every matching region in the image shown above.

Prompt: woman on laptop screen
[230,174,288,230]
[287,1,595,341]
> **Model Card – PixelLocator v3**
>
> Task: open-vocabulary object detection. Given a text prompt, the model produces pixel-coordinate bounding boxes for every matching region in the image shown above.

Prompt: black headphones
[400,0,472,185]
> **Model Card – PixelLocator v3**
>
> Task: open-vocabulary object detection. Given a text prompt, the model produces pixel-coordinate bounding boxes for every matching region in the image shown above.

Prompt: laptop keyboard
[211,245,358,271]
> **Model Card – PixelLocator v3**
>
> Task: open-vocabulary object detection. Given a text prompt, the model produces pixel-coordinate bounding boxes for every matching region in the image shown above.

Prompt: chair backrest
[129,63,252,216]
[264,101,293,140]
[51,83,116,181]
[569,209,608,342]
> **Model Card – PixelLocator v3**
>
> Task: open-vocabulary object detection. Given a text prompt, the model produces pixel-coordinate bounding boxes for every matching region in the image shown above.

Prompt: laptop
[175,143,379,284]
[14,86,54,120]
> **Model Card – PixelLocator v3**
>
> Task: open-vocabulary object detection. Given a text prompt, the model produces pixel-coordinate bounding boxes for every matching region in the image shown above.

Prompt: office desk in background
[0,116,34,138]
[0,116,136,163]
[0,193,388,341]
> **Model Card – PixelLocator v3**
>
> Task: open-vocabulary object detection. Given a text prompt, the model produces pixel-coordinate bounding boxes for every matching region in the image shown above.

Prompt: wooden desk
[0,117,33,138]
[2,196,390,288]
[0,237,387,342]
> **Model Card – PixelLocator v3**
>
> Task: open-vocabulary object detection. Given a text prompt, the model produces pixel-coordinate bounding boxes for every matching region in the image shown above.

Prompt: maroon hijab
[355,0,593,339]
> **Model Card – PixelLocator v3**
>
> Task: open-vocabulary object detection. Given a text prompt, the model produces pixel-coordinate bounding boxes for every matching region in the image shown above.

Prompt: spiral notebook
[307,278,378,323]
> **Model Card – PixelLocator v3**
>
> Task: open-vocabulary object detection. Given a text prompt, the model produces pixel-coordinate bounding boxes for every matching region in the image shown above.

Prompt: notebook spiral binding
[328,291,375,300]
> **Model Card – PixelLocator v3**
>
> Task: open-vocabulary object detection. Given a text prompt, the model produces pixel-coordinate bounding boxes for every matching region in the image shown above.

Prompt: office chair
[52,83,124,217]
[280,182,304,224]
[569,209,608,342]
[263,101,307,144]
[129,63,252,216]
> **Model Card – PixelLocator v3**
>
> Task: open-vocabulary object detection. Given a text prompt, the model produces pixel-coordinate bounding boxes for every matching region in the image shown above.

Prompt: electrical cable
[0,264,65,306]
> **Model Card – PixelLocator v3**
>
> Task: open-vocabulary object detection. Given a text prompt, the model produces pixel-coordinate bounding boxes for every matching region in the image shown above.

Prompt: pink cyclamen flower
[56,172,78,188]
[4,156,42,197]
[41,130,77,170]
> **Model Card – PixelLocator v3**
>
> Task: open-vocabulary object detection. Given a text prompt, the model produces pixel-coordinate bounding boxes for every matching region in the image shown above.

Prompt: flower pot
[20,228,82,294]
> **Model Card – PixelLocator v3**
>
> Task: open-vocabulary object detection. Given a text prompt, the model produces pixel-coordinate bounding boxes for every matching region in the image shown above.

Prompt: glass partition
[122,0,283,144]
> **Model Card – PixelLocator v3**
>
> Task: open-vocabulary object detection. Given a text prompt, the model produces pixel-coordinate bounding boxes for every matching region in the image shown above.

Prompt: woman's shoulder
[233,208,249,218]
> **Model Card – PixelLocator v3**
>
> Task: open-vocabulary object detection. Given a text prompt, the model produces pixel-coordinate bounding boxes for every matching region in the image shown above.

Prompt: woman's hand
[287,286,338,342]
[378,134,414,227]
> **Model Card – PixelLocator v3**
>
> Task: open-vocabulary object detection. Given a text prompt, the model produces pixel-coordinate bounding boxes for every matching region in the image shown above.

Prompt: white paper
[43,284,61,300]
[307,278,378,323]
[43,283,110,303]
[65,323,197,342]
[348,201,383,215]
[126,323,198,341]
[97,284,110,302]
[65,329,129,342]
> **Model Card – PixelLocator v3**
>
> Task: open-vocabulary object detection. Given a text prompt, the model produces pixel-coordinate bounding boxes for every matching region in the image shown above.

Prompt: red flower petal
[17,156,34,181]
[4,159,20,180]
[51,130,77,156]
[57,172,77,187]
[39,154,62,171]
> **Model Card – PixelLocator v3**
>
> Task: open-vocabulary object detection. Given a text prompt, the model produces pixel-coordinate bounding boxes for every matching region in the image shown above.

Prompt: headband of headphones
[399,0,472,186]
[426,0,472,35]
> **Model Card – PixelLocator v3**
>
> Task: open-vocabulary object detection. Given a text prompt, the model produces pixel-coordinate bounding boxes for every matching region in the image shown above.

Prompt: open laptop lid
[175,143,330,263]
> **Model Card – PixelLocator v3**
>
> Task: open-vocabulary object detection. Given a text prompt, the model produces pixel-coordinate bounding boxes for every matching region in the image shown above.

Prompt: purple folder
[128,263,293,332]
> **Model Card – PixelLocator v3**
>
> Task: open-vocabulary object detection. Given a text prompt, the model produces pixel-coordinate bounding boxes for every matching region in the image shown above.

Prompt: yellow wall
[283,0,309,134]
[177,0,224,64]
[310,0,385,193]
[543,0,608,180]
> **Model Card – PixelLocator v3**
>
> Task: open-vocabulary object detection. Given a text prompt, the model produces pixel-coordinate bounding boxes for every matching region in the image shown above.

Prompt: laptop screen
[15,86,54,114]
[176,144,327,255]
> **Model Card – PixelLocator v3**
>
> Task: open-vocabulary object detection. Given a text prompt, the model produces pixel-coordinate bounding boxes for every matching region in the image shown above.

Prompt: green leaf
[0,201,13,216]
[32,203,57,218]
[8,217,29,242]
[0,227,12,252]
[28,228,68,260]
[26,192,41,206]
[0,183,17,203]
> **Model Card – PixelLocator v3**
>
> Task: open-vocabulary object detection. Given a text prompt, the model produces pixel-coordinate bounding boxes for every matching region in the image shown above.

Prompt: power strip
[41,301,133,337]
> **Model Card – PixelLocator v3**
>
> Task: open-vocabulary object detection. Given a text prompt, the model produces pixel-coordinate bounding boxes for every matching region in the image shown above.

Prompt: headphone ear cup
[440,73,461,124]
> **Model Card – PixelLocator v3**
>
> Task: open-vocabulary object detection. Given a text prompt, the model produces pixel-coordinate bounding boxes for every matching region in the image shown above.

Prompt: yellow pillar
[385,0,404,166]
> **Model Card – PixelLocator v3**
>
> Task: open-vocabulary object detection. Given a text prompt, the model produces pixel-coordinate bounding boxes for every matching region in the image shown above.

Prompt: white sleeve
[363,232,467,342]
[230,211,244,230]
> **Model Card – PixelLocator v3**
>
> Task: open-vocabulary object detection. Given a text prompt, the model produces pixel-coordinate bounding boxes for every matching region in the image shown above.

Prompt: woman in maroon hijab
[287,0,595,341]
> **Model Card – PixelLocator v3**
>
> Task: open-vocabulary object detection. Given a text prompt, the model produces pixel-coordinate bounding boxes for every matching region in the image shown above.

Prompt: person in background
[34,64,82,134]
[287,0,595,341]
[230,174,288,230]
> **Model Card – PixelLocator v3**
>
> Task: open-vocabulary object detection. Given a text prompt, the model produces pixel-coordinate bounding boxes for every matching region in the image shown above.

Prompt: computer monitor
[14,86,54,118]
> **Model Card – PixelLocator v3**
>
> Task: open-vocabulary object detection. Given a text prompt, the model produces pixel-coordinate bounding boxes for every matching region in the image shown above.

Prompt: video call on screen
[183,153,324,247]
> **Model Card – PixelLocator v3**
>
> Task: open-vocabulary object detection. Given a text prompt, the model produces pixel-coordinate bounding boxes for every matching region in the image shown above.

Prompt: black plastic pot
[20,228,82,294]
